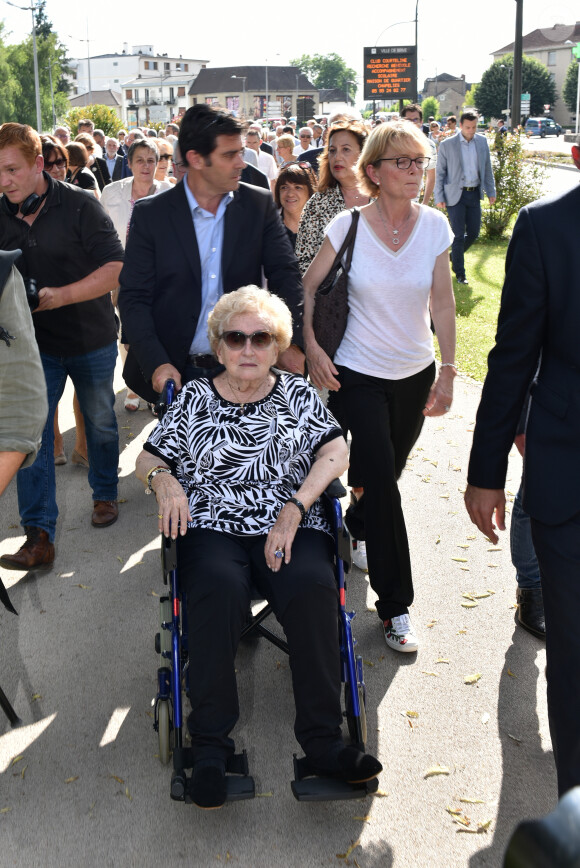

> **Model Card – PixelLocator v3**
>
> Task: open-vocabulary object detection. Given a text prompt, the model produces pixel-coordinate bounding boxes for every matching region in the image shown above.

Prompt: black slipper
[311,745,382,784]
[191,761,227,810]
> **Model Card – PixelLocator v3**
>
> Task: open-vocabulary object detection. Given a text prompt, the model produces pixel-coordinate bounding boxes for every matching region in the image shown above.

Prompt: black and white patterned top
[144,372,342,536]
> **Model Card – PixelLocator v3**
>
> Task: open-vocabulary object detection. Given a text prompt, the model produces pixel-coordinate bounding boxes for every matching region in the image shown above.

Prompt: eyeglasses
[45,158,66,169]
[300,135,312,139]
[220,330,275,350]
[375,156,431,170]
[158,154,170,161]
[404,117,422,124]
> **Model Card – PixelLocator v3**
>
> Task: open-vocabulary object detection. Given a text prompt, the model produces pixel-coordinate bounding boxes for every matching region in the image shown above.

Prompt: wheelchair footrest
[170,750,255,803]
[291,755,379,802]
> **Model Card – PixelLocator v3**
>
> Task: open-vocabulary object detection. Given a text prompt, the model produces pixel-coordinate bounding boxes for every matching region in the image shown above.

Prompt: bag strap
[342,207,360,274]
[323,207,360,277]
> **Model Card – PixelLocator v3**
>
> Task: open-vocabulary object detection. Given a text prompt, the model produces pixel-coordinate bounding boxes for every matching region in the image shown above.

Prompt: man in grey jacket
[434,110,496,285]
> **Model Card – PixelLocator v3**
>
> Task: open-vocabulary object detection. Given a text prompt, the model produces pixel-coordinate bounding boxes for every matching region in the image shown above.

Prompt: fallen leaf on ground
[473,592,491,599]
[109,775,124,784]
[149,590,160,597]
[10,755,24,766]
[405,711,419,718]
[75,584,91,590]
[64,776,79,784]
[116,556,123,563]
[435,658,450,664]
[422,671,439,677]
[446,807,463,818]
[464,673,482,684]
[363,659,374,667]
[507,669,517,678]
[462,592,475,600]
[426,620,438,628]
[457,544,470,549]
[487,563,499,568]
[457,629,467,635]
[424,765,450,778]
[460,798,486,804]
[375,789,389,797]
[461,601,478,608]
[117,498,128,504]
[353,815,371,822]
[336,838,360,859]
[452,557,468,563]
[487,547,502,552]
[454,815,471,827]
[20,766,27,779]
[125,786,132,801]
[256,791,273,797]
[31,694,42,701]
[487,589,496,594]
[466,535,476,540]
[440,494,449,499]
[508,734,522,745]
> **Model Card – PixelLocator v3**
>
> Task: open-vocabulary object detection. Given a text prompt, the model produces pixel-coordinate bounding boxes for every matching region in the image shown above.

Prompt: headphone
[1,188,48,217]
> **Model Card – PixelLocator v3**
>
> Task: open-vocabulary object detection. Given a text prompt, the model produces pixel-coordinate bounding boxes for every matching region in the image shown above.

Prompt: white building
[68,44,208,106]
[121,75,193,126]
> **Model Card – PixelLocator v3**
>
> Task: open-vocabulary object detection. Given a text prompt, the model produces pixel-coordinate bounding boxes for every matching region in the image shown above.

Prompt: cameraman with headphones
[0,123,124,573]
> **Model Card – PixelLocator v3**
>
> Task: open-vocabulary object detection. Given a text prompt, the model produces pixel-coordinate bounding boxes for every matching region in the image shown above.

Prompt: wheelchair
[152,381,377,803]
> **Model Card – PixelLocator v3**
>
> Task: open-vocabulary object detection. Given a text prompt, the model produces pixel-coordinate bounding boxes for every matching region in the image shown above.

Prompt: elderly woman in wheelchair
[136,286,381,810]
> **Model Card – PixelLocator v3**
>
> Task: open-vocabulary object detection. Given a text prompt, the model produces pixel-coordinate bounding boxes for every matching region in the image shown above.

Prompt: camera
[23,278,39,312]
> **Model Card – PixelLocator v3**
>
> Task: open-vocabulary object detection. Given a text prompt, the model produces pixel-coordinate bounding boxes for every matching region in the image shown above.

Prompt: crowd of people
[1,102,579,811]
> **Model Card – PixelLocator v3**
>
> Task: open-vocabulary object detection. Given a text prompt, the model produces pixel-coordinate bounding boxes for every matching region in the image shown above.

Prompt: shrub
[481,132,546,239]
[61,105,121,137]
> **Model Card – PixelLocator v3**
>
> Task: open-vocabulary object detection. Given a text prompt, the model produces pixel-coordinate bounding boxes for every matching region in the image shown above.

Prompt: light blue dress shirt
[182,179,234,354]
[459,132,479,187]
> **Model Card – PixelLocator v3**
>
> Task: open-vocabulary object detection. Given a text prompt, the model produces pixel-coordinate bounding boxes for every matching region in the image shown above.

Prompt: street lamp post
[501,63,512,128]
[44,60,59,128]
[6,0,41,130]
[345,79,355,108]
[511,0,523,130]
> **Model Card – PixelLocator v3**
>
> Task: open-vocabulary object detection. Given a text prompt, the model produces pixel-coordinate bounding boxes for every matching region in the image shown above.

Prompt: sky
[0,0,578,104]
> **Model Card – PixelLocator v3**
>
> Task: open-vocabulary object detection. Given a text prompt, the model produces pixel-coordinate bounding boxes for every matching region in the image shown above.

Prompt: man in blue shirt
[119,105,304,402]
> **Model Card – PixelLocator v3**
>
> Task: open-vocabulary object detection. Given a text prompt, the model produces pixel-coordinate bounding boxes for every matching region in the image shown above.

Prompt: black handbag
[312,208,360,359]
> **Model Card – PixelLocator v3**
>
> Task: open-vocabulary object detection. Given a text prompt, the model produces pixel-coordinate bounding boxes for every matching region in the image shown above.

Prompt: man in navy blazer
[465,139,580,797]
[118,105,303,403]
[434,110,496,285]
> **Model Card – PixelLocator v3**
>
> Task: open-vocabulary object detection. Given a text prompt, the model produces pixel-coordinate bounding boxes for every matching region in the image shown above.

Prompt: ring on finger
[157,513,163,519]
[274,548,284,559]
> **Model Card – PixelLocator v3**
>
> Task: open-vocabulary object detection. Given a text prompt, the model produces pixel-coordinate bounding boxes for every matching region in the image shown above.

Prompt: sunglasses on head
[220,330,275,350]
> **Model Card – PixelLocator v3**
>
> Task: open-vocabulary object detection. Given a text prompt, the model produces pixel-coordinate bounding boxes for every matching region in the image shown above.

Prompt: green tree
[476,54,557,120]
[563,60,579,112]
[62,105,122,137]
[464,85,478,107]
[5,1,70,130]
[0,22,19,123]
[482,132,546,238]
[421,96,440,120]
[290,53,358,101]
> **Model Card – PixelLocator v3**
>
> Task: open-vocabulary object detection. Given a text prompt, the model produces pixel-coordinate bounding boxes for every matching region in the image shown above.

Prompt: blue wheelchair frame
[153,380,377,802]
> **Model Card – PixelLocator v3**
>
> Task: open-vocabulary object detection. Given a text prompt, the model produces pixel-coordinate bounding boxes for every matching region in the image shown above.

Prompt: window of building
[184,64,188,72]
[169,87,175,101]
[113,61,118,66]
[135,89,139,100]
[125,89,132,99]
[548,50,556,66]
[176,62,181,70]
[114,79,119,84]
[164,62,170,71]
[178,86,185,97]
[145,88,150,102]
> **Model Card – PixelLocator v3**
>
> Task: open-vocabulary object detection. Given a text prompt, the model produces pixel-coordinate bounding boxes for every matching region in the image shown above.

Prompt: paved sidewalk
[0,371,556,867]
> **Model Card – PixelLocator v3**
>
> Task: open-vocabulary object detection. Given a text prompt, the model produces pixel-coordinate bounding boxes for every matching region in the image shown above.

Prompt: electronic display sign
[364,46,417,101]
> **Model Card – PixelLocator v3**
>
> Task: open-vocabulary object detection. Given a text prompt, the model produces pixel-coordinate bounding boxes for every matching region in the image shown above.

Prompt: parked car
[525,118,562,137]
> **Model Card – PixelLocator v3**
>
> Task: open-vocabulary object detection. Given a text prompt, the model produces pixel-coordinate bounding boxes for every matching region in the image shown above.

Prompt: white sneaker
[383,614,419,653]
[351,539,368,571]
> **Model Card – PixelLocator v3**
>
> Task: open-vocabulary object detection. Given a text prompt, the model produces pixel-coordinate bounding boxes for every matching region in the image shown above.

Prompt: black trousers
[338,363,435,621]
[531,511,580,797]
[177,528,343,764]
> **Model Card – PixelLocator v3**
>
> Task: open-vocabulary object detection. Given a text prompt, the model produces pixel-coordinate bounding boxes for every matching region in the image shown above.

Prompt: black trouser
[338,363,435,621]
[177,528,343,764]
[531,511,580,797]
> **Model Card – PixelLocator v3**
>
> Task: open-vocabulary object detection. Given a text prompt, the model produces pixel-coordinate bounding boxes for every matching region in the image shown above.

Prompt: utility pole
[511,0,523,130]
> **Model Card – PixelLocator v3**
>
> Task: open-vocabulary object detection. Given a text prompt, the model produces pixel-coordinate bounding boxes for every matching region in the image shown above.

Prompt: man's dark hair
[178,105,241,162]
[447,115,457,125]
[401,103,422,121]
[460,110,479,124]
[282,125,294,135]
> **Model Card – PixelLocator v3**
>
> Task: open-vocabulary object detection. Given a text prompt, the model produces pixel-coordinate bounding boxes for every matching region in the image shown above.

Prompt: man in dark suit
[119,105,304,403]
[434,110,496,285]
[104,137,128,181]
[465,138,580,797]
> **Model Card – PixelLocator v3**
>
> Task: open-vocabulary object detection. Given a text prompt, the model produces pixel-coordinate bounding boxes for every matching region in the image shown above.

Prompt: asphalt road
[0,370,557,868]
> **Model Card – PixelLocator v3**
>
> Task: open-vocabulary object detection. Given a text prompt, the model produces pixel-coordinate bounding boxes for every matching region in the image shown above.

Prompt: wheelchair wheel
[345,656,367,747]
[158,700,171,765]
[158,598,172,659]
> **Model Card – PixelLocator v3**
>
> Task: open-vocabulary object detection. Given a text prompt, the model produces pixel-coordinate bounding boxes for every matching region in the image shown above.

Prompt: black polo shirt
[0,173,124,357]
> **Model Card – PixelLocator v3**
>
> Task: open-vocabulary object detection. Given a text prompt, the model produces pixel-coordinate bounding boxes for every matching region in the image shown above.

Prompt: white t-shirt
[325,206,454,380]
[256,149,278,182]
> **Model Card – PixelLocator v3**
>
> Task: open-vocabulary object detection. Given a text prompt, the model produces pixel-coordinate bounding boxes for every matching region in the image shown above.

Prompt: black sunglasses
[220,330,275,350]
[45,158,66,169]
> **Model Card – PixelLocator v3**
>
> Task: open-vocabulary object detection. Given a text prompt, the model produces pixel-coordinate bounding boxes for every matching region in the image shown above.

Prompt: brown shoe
[91,500,118,528]
[0,527,55,571]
